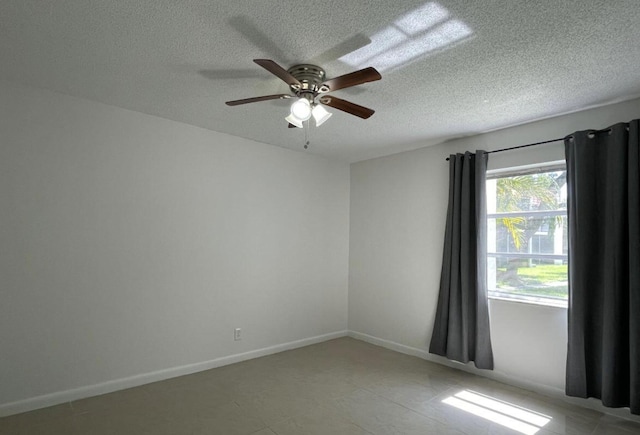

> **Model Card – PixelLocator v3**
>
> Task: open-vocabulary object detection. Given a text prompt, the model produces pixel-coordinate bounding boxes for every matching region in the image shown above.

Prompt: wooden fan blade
[320,96,375,119]
[225,94,291,106]
[318,67,381,93]
[253,59,301,88]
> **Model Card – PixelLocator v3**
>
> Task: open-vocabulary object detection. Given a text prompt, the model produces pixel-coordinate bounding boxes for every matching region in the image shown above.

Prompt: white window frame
[486,161,568,308]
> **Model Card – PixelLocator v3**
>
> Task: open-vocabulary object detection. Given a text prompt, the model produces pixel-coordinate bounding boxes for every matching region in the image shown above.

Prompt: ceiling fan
[225,59,381,128]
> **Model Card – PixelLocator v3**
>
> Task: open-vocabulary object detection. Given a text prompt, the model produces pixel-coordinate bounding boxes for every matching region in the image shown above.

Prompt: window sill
[488,293,568,309]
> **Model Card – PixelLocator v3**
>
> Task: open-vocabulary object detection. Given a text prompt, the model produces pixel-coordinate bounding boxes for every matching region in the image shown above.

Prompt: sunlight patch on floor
[442,390,551,435]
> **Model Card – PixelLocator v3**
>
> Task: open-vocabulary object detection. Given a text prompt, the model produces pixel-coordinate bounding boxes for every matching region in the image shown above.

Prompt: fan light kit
[290,97,312,120]
[226,60,381,129]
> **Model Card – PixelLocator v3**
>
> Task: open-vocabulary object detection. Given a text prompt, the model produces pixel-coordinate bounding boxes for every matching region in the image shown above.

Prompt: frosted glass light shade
[312,105,332,126]
[285,114,303,128]
[290,98,312,121]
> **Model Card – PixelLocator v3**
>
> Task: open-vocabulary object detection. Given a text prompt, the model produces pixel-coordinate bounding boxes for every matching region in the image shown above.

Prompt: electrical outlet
[234,328,242,341]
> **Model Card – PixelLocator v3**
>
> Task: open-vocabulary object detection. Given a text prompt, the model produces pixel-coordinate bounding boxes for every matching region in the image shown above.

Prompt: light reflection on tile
[443,395,541,435]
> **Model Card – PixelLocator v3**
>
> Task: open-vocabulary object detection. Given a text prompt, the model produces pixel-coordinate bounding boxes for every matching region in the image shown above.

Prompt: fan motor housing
[287,64,326,93]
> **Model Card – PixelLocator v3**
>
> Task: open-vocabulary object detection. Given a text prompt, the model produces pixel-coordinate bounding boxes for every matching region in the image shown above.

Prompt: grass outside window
[496,263,567,299]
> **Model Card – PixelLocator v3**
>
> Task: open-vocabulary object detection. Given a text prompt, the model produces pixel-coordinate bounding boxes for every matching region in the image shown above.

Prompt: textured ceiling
[1,1,640,162]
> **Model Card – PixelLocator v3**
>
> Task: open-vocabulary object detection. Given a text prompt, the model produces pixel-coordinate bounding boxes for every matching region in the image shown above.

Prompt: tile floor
[1,337,639,434]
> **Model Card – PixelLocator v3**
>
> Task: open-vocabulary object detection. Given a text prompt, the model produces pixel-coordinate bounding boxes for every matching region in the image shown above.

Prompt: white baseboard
[0,330,347,417]
[347,330,564,395]
[347,330,640,423]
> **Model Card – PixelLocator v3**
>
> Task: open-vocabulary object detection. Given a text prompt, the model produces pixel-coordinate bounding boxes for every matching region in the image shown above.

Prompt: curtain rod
[444,123,631,161]
[445,137,564,161]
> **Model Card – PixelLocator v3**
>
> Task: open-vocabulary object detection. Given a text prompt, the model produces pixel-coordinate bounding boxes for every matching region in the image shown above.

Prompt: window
[486,163,567,307]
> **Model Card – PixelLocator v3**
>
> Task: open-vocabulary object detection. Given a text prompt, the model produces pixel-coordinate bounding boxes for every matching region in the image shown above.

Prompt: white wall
[0,80,350,412]
[349,97,640,392]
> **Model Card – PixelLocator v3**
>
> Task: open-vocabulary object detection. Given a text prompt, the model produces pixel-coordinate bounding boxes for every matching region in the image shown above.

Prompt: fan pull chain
[304,120,310,149]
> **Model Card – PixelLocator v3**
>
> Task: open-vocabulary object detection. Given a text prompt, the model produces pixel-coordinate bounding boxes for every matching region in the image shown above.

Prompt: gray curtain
[429,151,494,370]
[565,120,640,414]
